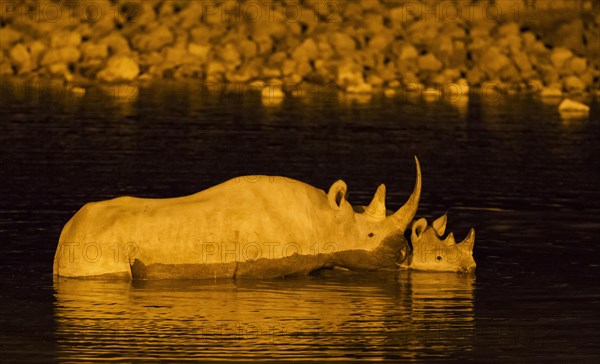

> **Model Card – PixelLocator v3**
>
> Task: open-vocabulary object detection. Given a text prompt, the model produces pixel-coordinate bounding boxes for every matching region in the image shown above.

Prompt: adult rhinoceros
[53,157,476,279]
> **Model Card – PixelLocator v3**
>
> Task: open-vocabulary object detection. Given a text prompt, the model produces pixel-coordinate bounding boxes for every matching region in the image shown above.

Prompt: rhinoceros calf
[53,157,476,279]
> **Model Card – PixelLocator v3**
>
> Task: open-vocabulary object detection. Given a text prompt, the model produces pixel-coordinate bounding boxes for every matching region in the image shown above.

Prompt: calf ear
[328,180,348,210]
[411,218,428,243]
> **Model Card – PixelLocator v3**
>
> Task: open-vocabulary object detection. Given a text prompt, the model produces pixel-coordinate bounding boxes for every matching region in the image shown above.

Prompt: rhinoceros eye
[436,256,443,261]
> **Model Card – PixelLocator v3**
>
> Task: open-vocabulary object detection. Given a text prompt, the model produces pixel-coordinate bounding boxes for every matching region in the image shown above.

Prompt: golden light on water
[54,272,474,361]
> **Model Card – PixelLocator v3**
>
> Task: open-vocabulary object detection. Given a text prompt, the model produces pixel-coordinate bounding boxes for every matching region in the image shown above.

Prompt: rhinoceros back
[54,176,339,278]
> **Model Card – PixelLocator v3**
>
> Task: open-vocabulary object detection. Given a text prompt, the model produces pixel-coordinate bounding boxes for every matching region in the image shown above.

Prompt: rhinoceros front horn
[388,156,422,232]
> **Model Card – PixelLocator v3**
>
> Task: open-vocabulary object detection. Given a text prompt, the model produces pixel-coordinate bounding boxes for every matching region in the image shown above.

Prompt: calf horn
[388,156,422,231]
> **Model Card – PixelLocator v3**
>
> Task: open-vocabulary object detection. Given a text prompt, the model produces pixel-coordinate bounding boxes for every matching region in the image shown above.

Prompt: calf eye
[368,233,374,238]
[436,256,443,261]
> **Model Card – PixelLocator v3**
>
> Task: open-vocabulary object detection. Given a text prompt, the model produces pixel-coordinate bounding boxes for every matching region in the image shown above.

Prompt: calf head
[402,214,476,273]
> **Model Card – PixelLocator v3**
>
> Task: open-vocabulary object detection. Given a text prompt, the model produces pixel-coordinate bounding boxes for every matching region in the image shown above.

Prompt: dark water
[1,80,599,362]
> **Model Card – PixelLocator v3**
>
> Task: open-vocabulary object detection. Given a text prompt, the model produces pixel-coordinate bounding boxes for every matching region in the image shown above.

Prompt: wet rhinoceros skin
[53,157,474,279]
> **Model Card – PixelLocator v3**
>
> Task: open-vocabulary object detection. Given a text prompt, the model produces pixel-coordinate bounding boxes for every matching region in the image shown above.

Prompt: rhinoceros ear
[411,218,428,243]
[328,180,348,210]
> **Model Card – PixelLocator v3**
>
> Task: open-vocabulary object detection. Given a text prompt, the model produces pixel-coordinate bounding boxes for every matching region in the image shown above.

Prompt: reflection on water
[54,272,474,361]
[2,80,600,361]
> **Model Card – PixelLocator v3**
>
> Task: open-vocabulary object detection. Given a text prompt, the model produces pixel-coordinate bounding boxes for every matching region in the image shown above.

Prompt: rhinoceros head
[339,157,422,243]
[402,214,476,273]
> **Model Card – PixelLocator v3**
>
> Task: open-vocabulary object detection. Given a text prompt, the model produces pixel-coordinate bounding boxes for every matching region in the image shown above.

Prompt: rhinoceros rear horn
[364,184,387,221]
[432,213,447,236]
[389,156,422,232]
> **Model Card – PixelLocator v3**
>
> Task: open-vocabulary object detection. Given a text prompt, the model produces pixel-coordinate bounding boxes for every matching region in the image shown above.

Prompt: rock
[408,22,439,48]
[397,43,418,61]
[579,67,599,88]
[261,83,285,103]
[336,61,363,88]
[49,63,73,81]
[292,38,319,61]
[330,32,356,54]
[566,57,587,75]
[221,43,241,68]
[267,52,287,68]
[389,6,414,25]
[190,26,211,44]
[497,22,520,37]
[554,20,585,55]
[99,33,131,55]
[368,34,391,52]
[282,59,296,76]
[442,68,461,83]
[81,42,109,60]
[188,43,210,62]
[512,51,533,76]
[51,32,82,49]
[423,87,442,102]
[9,44,33,74]
[466,67,484,84]
[0,56,13,76]
[366,74,384,87]
[361,0,381,11]
[343,2,363,21]
[0,26,22,50]
[294,58,313,77]
[522,32,537,48]
[550,47,573,70]
[470,24,492,39]
[558,98,589,113]
[402,71,420,85]
[238,39,257,59]
[316,39,334,60]
[384,88,396,97]
[480,47,510,73]
[179,2,204,29]
[97,55,140,82]
[417,53,443,72]
[433,35,454,59]
[28,41,46,65]
[68,85,86,96]
[503,34,522,53]
[375,62,397,82]
[563,76,586,93]
[499,63,521,83]
[388,80,401,88]
[363,13,384,34]
[528,79,544,94]
[206,61,226,81]
[298,7,318,34]
[447,40,467,68]
[132,25,174,52]
[441,23,467,40]
[541,87,563,98]
[346,82,373,94]
[448,78,469,95]
[165,47,191,67]
[253,34,273,55]
[41,47,81,66]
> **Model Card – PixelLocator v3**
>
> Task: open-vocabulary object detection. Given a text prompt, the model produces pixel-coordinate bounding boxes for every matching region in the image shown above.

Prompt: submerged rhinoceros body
[53,158,476,279]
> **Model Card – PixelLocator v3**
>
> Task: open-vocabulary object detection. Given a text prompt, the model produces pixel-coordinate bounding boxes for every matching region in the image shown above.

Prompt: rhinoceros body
[54,158,476,279]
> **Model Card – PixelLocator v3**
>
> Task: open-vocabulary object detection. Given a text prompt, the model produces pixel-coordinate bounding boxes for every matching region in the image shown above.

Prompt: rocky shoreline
[2,0,599,100]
